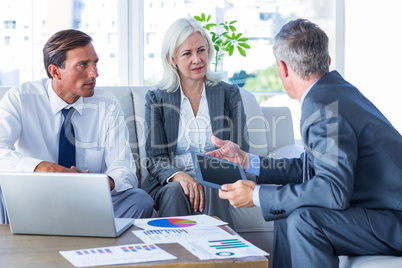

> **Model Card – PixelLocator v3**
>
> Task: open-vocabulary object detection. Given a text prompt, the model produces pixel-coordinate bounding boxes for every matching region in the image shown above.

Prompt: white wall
[344,0,402,134]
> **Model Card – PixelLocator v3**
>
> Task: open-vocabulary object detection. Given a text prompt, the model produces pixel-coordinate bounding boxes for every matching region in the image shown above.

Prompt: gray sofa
[0,86,401,267]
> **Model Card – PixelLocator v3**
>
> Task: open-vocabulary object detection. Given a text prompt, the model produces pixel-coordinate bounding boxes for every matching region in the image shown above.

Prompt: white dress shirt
[0,79,137,194]
[168,84,215,181]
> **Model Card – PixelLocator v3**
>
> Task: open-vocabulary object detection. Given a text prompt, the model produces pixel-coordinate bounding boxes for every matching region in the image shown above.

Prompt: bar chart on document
[60,244,177,267]
[132,226,235,244]
[179,235,269,260]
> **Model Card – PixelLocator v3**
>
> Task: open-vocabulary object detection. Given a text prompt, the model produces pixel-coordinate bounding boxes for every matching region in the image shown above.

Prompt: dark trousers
[112,188,154,218]
[272,207,402,268]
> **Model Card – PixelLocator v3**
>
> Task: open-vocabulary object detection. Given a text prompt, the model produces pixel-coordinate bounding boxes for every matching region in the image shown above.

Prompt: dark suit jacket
[143,81,249,193]
[257,71,402,247]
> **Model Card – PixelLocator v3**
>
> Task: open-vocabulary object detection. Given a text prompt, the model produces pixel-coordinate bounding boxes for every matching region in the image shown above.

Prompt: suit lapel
[164,89,181,153]
[206,84,224,138]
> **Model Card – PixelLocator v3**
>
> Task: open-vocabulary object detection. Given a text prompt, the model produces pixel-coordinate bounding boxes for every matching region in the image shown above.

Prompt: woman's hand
[172,172,205,213]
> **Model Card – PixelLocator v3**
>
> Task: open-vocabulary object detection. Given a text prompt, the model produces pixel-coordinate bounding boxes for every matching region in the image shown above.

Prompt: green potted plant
[194,13,251,72]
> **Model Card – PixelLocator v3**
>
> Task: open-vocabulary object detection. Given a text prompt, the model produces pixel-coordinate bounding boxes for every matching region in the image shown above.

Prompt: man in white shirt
[0,29,153,223]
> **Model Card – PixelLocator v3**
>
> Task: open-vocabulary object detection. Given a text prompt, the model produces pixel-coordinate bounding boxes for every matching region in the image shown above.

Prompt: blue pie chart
[147,218,197,228]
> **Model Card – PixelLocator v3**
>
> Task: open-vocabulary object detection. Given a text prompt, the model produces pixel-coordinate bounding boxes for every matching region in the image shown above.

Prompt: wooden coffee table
[0,223,268,267]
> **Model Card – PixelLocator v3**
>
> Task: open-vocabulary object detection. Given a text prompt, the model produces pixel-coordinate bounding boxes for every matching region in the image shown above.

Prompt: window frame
[121,0,345,86]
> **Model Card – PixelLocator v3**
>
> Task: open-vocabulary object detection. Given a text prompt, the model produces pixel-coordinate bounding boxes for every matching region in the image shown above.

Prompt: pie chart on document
[147,218,197,228]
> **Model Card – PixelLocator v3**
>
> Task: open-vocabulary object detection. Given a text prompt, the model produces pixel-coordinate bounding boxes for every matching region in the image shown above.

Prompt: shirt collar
[47,79,83,115]
[179,83,206,103]
[300,79,319,108]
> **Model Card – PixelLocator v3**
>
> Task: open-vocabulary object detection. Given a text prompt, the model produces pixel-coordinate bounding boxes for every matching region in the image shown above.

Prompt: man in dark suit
[207,19,402,267]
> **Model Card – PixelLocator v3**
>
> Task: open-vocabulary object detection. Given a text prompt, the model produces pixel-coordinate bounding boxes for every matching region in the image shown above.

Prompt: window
[1,0,336,89]
[4,20,16,29]
[2,0,400,134]
[143,0,337,94]
[0,0,119,86]
[4,36,10,45]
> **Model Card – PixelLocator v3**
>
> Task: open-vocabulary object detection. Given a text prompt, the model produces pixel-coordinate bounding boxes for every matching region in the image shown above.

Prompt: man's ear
[279,60,289,78]
[48,64,61,80]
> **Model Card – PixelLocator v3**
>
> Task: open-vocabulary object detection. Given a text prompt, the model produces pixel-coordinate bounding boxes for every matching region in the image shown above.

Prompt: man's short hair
[43,29,93,78]
[273,19,330,80]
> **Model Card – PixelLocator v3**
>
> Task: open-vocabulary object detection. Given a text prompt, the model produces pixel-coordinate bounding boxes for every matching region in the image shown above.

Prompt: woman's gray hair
[155,17,221,92]
[273,19,330,80]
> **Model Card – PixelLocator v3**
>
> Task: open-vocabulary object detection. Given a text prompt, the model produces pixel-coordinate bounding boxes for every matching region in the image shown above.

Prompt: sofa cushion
[339,255,402,268]
[98,87,141,183]
[131,86,153,184]
[239,88,269,157]
[261,106,296,152]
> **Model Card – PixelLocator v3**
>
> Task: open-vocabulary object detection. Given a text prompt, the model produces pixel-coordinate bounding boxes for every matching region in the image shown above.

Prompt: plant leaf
[228,45,235,56]
[201,13,206,21]
[238,43,251,49]
[207,15,211,22]
[235,33,243,39]
[238,37,248,42]
[237,46,246,56]
[229,25,236,32]
[223,40,231,46]
[229,20,237,24]
[194,16,202,22]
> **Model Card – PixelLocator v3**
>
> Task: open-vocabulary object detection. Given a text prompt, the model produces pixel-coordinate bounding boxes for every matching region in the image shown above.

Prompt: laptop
[0,172,134,237]
[192,152,247,189]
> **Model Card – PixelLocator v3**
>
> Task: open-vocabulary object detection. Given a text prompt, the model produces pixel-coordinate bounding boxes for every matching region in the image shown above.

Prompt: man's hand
[34,161,116,190]
[206,136,249,170]
[34,161,84,173]
[108,177,115,191]
[219,180,256,208]
[172,172,205,213]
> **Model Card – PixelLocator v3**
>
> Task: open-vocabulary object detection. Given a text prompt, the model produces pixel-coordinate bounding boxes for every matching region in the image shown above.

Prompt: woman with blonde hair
[142,17,249,228]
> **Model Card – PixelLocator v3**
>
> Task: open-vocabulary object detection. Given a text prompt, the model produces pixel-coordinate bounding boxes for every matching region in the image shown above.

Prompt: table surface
[0,223,268,268]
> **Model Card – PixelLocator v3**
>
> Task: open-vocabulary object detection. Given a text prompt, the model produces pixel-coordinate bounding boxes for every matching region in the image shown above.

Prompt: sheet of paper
[133,226,234,244]
[59,243,177,267]
[179,235,270,260]
[133,215,227,230]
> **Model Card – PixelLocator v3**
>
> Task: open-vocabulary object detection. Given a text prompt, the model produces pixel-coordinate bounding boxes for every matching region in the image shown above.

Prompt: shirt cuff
[166,171,183,183]
[246,153,260,176]
[18,157,44,172]
[252,185,261,207]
